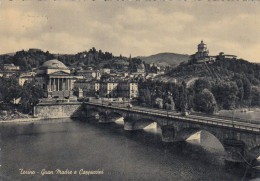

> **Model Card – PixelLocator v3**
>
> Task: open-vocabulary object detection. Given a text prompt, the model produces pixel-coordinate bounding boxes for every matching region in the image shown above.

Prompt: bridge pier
[123,116,158,131]
[98,111,114,123]
[124,120,134,130]
[161,125,175,142]
[223,139,247,163]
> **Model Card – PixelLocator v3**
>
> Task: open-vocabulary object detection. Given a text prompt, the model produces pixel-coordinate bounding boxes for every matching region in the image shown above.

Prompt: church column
[61,78,63,91]
[65,79,68,90]
[51,78,54,91]
[59,78,61,91]
[50,78,52,91]
[57,78,59,91]
[70,79,72,90]
[63,78,66,90]
[48,78,51,91]
[53,78,57,91]
[53,78,55,91]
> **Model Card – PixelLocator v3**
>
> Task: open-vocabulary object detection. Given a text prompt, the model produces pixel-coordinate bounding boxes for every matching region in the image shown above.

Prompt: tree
[138,88,151,106]
[0,77,22,104]
[193,78,212,94]
[164,95,175,111]
[251,87,260,107]
[154,98,163,109]
[241,75,251,100]
[179,81,188,112]
[194,89,217,114]
[212,81,238,110]
[20,81,44,114]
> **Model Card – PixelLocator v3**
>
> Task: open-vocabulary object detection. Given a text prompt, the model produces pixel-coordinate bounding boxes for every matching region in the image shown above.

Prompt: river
[217,108,260,122]
[0,117,258,181]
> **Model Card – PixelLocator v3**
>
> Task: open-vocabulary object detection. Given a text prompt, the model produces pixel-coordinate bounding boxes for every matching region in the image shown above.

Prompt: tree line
[0,47,114,71]
[137,76,260,114]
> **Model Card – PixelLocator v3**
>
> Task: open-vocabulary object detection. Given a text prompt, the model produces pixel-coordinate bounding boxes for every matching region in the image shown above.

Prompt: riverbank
[0,117,42,123]
[0,110,41,123]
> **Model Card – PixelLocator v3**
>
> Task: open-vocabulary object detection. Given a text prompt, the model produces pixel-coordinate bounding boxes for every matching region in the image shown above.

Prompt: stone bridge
[82,102,260,163]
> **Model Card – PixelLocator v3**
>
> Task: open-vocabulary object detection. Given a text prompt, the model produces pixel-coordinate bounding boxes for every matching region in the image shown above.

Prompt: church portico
[48,76,75,92]
[34,59,82,99]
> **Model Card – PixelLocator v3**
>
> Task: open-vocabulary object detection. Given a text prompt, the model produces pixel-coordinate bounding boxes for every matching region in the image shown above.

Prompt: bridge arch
[175,128,225,151]
[85,107,100,114]
[106,111,125,123]
[249,146,260,160]
[124,117,159,130]
[134,118,159,130]
[174,127,251,162]
[81,107,100,119]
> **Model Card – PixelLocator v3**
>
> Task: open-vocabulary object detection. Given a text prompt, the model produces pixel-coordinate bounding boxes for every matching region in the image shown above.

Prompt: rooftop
[42,59,68,69]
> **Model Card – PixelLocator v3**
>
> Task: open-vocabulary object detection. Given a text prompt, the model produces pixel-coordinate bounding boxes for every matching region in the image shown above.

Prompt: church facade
[194,41,216,63]
[20,59,83,99]
[38,59,83,98]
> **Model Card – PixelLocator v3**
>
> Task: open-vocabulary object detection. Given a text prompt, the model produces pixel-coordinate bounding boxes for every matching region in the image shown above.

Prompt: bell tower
[195,40,209,59]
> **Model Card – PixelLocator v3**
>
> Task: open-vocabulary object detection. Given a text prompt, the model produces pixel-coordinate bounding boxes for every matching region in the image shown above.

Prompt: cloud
[0,8,48,35]
[0,1,259,63]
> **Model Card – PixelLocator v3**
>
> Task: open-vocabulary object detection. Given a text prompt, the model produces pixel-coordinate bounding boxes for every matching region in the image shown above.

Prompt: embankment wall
[34,103,82,119]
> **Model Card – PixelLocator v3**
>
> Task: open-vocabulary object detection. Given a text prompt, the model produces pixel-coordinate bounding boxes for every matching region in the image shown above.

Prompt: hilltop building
[3,64,20,71]
[218,52,237,60]
[0,64,21,78]
[191,41,238,64]
[28,48,42,53]
[194,41,216,63]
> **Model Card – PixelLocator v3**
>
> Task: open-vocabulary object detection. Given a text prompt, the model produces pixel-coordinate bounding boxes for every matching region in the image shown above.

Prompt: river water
[217,108,260,122]
[0,117,258,181]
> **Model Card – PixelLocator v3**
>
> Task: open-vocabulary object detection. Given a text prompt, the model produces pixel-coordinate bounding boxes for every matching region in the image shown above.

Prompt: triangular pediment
[49,71,70,75]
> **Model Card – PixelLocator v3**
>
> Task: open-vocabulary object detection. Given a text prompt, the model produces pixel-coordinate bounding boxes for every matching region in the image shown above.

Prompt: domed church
[194,41,216,63]
[36,59,82,99]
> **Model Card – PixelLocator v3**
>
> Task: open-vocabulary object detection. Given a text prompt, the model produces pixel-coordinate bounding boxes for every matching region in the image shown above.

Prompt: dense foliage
[0,48,114,71]
[137,76,260,114]
[0,77,44,114]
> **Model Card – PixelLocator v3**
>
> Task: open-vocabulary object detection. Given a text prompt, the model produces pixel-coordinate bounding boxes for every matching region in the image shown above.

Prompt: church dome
[42,59,68,69]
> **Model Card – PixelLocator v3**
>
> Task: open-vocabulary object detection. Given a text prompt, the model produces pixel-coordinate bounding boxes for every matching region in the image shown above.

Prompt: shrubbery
[0,77,44,114]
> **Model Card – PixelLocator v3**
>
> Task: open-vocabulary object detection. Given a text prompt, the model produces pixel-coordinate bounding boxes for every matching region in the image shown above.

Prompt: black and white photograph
[0,0,260,181]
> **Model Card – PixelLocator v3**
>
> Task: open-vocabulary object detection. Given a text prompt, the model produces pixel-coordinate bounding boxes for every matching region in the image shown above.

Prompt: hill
[0,48,114,71]
[138,53,190,67]
[163,59,260,85]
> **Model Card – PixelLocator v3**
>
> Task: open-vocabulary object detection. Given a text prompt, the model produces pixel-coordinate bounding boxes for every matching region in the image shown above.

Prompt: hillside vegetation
[0,48,147,73]
[0,48,114,71]
[167,59,260,86]
[139,53,190,67]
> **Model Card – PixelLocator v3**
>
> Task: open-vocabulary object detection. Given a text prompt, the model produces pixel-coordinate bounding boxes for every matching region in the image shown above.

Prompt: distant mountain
[1,52,16,56]
[138,53,190,67]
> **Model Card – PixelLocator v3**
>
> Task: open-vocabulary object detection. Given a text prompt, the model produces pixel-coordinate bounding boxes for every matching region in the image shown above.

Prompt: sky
[0,1,260,63]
